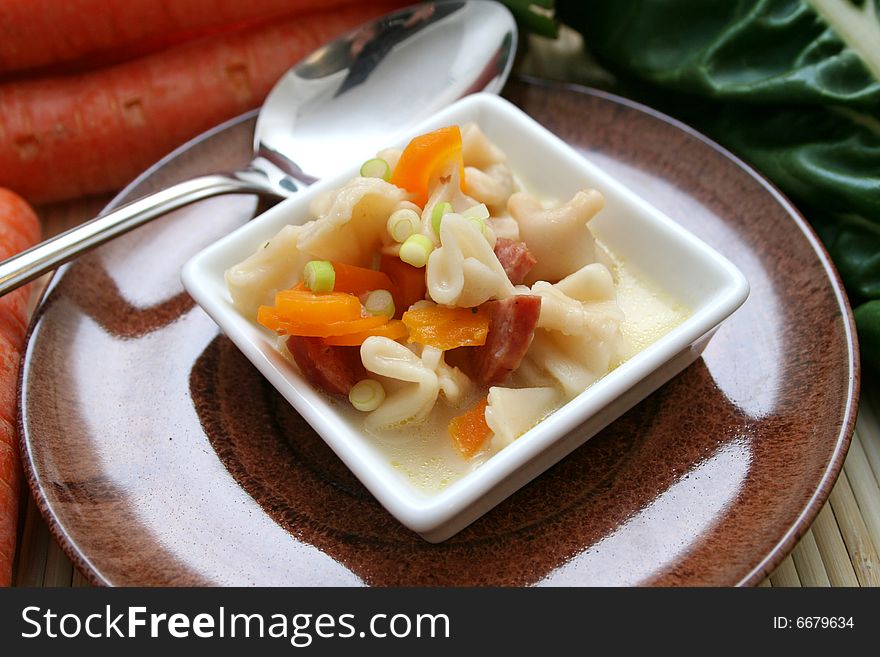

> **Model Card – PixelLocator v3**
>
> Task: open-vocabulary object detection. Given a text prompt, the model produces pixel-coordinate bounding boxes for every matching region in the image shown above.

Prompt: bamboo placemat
[11,199,880,587]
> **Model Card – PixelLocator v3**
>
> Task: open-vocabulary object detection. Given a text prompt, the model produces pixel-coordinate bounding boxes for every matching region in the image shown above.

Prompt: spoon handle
[0,173,276,296]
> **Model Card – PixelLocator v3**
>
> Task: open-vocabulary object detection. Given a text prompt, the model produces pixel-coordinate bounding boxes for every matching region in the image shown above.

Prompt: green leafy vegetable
[557,0,880,369]
[855,300,880,368]
[560,0,880,109]
[502,0,558,38]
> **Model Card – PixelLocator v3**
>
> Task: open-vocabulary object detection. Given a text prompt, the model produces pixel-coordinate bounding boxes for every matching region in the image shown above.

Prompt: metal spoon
[0,1,516,295]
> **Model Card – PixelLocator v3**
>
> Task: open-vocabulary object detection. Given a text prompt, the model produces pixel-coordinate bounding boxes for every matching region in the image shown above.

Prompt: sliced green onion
[399,234,434,268]
[467,216,489,237]
[349,379,385,412]
[387,208,420,243]
[431,201,453,235]
[462,203,490,221]
[303,259,335,292]
[364,289,395,319]
[360,157,391,181]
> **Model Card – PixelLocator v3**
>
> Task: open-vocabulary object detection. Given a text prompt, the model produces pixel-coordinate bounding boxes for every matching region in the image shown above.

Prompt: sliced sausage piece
[287,336,366,396]
[494,238,537,285]
[473,295,542,386]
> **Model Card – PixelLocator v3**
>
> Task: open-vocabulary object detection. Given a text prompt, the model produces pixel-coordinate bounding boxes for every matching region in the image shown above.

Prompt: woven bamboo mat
[11,199,880,587]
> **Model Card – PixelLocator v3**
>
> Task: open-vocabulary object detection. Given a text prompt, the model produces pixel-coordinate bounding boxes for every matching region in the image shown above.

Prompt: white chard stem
[807,0,880,80]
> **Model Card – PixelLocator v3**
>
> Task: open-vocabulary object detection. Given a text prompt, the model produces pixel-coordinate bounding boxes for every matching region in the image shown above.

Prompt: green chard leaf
[501,0,558,39]
[855,299,880,368]
[695,103,880,221]
[810,211,880,299]
[559,0,880,110]
[557,0,880,370]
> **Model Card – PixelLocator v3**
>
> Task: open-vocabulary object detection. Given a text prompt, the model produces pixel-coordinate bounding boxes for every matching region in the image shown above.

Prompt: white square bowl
[181,92,749,542]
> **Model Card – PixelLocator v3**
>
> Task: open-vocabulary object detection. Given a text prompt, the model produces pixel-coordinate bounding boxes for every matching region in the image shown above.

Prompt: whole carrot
[0,0,372,74]
[0,188,40,587]
[0,1,405,204]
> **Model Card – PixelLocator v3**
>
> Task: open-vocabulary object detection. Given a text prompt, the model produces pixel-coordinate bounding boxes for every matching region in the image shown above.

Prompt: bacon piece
[493,238,537,285]
[287,336,366,396]
[473,295,542,386]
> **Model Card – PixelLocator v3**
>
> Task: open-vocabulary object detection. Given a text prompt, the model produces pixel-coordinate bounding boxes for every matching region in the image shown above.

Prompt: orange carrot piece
[402,305,489,350]
[258,306,387,337]
[0,188,40,587]
[0,421,20,586]
[323,319,407,346]
[0,1,405,203]
[257,305,288,334]
[289,316,387,338]
[0,0,375,74]
[259,288,403,338]
[272,289,361,323]
[329,262,395,295]
[449,397,492,458]
[390,126,466,207]
[380,255,426,317]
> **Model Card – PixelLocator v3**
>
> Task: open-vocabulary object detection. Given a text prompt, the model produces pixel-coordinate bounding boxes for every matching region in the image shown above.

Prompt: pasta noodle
[531,263,623,336]
[463,163,515,213]
[524,263,624,398]
[420,164,481,244]
[426,212,515,307]
[297,177,406,267]
[225,224,311,318]
[485,386,561,450]
[420,345,472,406]
[360,337,440,430]
[508,189,605,284]
[461,122,506,169]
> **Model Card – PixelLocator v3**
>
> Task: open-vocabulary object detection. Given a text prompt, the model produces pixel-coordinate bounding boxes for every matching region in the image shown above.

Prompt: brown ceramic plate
[19,79,858,586]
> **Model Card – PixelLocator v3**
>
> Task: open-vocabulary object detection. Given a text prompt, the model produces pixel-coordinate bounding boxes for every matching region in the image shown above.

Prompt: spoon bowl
[0,1,516,295]
[256,1,515,183]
